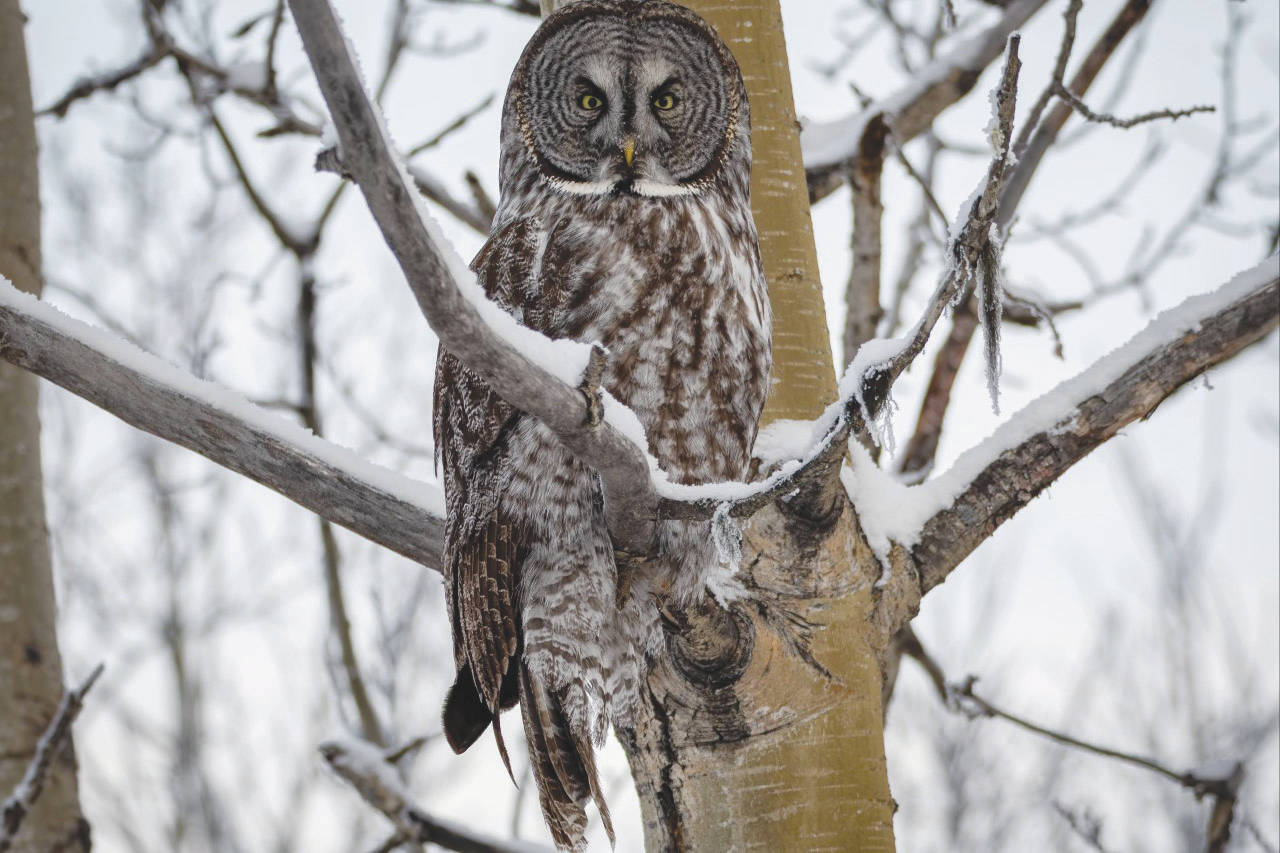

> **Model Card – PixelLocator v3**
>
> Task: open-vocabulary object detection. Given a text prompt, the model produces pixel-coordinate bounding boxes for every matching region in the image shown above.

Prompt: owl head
[504,0,749,199]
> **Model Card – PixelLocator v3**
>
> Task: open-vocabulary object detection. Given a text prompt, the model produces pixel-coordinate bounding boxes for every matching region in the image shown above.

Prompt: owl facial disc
[513,1,743,199]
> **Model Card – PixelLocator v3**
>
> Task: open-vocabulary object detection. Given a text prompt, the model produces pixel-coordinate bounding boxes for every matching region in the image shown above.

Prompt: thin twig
[1052,802,1116,853]
[408,93,496,156]
[0,665,105,852]
[952,675,1240,797]
[1051,82,1213,129]
[1012,0,1082,158]
[320,739,553,853]
[38,48,170,117]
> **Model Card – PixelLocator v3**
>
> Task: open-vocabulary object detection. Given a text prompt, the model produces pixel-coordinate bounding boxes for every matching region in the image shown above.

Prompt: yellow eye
[579,93,603,111]
[653,93,677,111]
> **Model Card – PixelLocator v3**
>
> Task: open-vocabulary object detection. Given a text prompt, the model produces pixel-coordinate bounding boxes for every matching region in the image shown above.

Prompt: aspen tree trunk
[593,2,897,849]
[0,1,91,848]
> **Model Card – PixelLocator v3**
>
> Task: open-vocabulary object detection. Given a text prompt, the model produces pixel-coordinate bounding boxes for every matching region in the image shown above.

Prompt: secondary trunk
[0,1,91,849]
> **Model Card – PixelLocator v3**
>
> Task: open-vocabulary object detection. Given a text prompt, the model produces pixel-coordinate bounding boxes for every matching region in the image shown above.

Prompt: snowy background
[21,0,1280,850]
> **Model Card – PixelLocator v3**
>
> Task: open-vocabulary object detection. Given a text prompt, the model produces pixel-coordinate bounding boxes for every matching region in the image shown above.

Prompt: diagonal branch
[907,632,1248,852]
[908,256,1278,598]
[320,739,553,853]
[0,665,104,852]
[0,278,447,569]
[286,0,663,556]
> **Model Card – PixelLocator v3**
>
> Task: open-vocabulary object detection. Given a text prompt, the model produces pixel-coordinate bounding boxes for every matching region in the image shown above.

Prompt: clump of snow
[705,503,749,607]
[321,736,409,800]
[984,82,1006,156]
[319,118,340,153]
[754,418,820,469]
[798,112,873,171]
[841,333,911,450]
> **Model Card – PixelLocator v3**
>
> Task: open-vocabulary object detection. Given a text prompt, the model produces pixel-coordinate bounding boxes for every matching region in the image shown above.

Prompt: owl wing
[434,218,542,759]
[435,217,614,849]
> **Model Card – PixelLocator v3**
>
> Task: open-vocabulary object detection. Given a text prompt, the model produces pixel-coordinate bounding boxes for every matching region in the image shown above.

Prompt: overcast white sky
[20,0,1280,850]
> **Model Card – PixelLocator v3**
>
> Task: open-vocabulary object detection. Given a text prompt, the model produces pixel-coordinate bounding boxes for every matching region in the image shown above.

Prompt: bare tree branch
[0,280,447,569]
[906,634,1250,853]
[803,0,1050,202]
[999,0,1156,228]
[898,0,1159,480]
[910,257,1279,597]
[843,114,888,364]
[1052,803,1117,853]
[952,676,1244,801]
[1050,82,1213,130]
[0,665,104,852]
[320,739,553,853]
[38,47,170,117]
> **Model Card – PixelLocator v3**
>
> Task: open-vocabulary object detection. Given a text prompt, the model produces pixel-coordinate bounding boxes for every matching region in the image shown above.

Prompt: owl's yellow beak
[622,136,636,168]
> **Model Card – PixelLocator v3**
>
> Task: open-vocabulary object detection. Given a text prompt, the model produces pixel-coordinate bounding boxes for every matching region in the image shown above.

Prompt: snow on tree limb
[802,0,1050,203]
[0,277,447,569]
[286,0,666,556]
[846,255,1279,608]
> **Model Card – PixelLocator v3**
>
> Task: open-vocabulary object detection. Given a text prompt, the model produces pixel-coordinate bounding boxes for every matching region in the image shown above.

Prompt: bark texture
[696,0,837,421]
[0,1,90,849]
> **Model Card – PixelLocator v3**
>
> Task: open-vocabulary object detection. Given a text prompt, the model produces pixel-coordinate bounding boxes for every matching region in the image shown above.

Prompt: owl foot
[577,343,607,428]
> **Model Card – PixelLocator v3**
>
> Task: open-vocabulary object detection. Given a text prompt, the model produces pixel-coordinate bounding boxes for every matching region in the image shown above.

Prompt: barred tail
[519,663,615,852]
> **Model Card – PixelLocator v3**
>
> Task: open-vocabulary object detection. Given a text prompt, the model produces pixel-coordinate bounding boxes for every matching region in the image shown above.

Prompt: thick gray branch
[0,286,446,570]
[286,0,661,555]
[912,258,1279,597]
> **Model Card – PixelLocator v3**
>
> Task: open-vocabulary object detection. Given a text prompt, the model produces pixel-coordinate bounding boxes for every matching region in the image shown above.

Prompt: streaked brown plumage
[433,2,769,849]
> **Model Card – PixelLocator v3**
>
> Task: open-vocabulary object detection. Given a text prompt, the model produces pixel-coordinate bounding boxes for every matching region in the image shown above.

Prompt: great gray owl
[432,1,770,848]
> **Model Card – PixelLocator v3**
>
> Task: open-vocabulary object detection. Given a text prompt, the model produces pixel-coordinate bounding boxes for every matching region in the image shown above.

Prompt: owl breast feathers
[432,2,771,849]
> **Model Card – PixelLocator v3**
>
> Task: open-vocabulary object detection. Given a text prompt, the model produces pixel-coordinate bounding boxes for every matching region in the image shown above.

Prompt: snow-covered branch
[898,0,1160,481]
[846,256,1279,609]
[286,0,665,556]
[661,41,1024,524]
[802,0,1050,202]
[0,665,103,851]
[319,739,552,853]
[0,278,446,569]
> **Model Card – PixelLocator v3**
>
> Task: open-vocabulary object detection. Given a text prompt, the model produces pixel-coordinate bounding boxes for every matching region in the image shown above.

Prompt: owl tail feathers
[443,660,520,784]
[520,663,616,852]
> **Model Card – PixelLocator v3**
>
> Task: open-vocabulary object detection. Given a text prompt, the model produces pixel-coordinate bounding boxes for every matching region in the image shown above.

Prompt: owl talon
[615,561,634,608]
[577,343,608,428]
[657,600,690,634]
[613,547,648,608]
